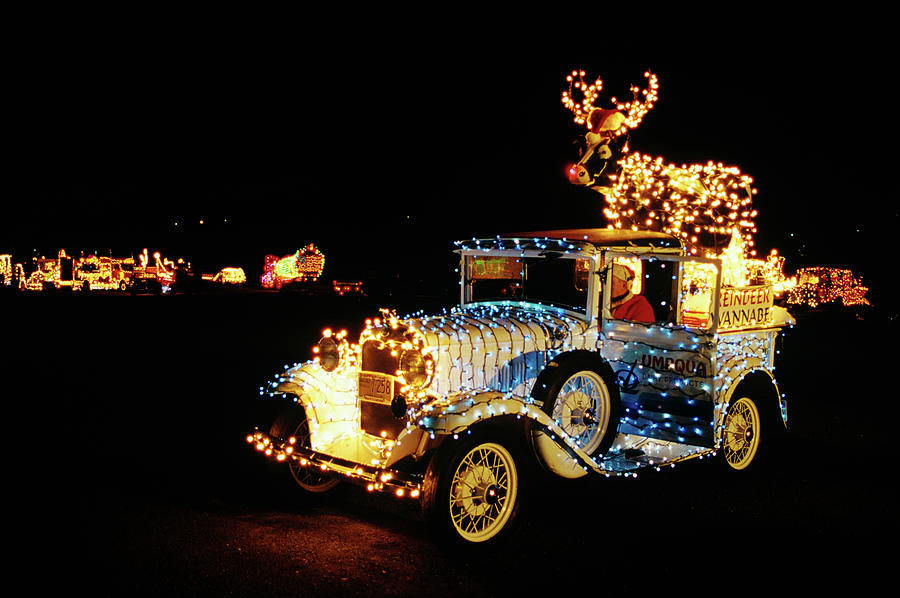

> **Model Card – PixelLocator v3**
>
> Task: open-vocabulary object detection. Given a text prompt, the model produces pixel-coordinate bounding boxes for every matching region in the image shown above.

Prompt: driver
[610,264,654,323]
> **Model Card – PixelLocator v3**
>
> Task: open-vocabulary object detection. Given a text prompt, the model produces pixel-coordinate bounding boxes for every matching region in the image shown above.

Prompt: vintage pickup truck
[248,228,794,545]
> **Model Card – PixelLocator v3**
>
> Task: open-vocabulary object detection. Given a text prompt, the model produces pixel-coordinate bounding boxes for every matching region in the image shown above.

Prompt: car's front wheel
[270,405,340,493]
[422,434,522,547]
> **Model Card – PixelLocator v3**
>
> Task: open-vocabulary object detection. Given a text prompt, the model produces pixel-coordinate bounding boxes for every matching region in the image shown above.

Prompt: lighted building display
[0,254,11,285]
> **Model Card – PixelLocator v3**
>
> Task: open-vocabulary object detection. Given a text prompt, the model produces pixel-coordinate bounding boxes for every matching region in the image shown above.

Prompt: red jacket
[612,294,655,323]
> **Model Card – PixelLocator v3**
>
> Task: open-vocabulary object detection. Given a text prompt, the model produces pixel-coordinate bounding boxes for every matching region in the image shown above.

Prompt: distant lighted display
[786,267,870,308]
[212,267,247,285]
[333,280,364,296]
[0,255,11,285]
[261,244,325,289]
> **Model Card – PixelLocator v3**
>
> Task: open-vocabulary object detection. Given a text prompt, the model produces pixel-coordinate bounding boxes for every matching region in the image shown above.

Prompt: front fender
[413,390,611,476]
[267,361,360,453]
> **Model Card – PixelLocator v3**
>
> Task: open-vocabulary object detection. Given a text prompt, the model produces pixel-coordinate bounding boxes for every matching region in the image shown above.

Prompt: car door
[600,251,720,448]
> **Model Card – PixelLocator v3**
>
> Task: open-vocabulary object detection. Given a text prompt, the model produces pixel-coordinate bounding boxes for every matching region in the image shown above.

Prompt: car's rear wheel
[721,396,761,471]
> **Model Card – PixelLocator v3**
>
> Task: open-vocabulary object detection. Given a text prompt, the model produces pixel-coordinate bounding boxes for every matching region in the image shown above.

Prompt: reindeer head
[562,70,659,186]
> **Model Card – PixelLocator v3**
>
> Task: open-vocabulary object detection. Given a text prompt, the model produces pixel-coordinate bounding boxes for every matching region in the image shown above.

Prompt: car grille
[360,340,399,376]
[359,339,405,439]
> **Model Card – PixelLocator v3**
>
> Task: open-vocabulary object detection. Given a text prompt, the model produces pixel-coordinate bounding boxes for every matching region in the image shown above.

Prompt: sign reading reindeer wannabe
[720,284,774,330]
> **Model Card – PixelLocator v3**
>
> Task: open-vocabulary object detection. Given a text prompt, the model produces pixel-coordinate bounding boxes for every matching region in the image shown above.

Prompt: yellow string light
[562,69,757,259]
[786,267,870,308]
[261,244,325,289]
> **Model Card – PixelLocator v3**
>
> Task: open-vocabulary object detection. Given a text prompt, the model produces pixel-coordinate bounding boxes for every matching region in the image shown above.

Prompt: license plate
[358,372,393,404]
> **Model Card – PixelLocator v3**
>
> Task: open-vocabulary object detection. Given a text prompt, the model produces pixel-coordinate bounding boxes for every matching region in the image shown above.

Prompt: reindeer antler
[562,69,659,136]
[615,71,659,132]
[561,70,604,126]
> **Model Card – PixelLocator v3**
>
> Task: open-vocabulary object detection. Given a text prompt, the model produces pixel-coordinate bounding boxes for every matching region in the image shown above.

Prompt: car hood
[402,303,591,397]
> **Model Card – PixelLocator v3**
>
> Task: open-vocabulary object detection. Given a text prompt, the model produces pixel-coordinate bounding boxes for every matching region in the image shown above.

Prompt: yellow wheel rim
[448,443,518,542]
[723,397,761,470]
[552,371,611,455]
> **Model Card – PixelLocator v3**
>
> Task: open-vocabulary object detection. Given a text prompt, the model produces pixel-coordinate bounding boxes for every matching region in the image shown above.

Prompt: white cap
[612,264,635,281]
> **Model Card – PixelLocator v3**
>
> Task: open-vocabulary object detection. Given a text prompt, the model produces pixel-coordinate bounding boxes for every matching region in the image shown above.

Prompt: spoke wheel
[551,370,612,455]
[449,442,518,543]
[423,435,523,547]
[286,418,340,493]
[722,396,761,471]
[530,355,620,478]
[270,405,340,494]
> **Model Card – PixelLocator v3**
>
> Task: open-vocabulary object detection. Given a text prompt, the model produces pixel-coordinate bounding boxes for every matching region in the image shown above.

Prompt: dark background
[5,13,896,306]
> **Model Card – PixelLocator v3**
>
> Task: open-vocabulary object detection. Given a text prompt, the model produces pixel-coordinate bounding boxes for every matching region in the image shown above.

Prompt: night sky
[6,13,895,300]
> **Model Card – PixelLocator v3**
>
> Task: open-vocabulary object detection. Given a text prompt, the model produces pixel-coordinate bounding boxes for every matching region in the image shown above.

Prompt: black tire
[719,394,763,471]
[531,352,621,458]
[718,375,786,473]
[422,432,524,548]
[269,405,340,494]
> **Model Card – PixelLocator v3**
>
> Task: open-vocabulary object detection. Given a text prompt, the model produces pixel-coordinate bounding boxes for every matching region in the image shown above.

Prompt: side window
[574,258,591,291]
[607,255,719,329]
[609,256,677,325]
[681,262,718,330]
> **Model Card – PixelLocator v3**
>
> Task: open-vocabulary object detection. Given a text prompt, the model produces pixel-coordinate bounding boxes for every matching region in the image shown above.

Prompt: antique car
[248,228,794,546]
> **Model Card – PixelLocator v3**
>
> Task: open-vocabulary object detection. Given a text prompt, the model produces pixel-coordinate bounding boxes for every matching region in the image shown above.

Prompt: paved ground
[4,289,893,596]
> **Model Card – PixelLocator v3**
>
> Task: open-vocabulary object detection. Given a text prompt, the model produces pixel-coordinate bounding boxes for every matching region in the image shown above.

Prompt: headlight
[315,336,341,372]
[399,349,433,388]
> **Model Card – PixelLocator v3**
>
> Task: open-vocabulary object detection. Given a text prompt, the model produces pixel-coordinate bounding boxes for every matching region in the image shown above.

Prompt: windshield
[467,255,590,314]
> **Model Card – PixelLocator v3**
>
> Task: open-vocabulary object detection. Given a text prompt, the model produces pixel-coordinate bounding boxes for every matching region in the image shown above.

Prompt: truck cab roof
[456,228,683,255]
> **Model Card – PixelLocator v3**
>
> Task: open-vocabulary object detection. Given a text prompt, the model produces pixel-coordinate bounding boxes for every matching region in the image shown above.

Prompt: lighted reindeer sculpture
[563,69,759,259]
